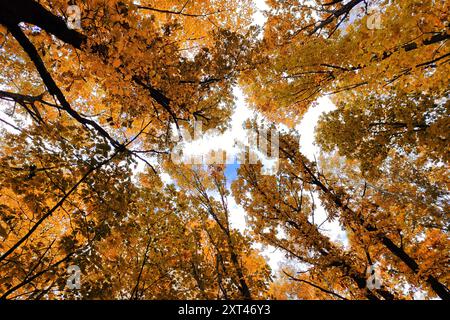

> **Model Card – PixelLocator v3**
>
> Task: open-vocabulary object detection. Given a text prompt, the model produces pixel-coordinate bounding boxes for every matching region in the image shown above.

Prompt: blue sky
[225,162,240,186]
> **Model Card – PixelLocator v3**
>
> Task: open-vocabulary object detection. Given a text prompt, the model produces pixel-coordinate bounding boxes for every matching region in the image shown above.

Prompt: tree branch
[283,270,348,300]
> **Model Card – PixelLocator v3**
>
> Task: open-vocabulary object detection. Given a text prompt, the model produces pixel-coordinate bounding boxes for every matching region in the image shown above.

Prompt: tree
[316,90,449,177]
[0,0,448,301]
[0,0,257,153]
[232,127,449,299]
[166,163,272,299]
[235,0,449,299]
[0,0,261,299]
[240,0,449,125]
[0,121,135,298]
[136,0,255,47]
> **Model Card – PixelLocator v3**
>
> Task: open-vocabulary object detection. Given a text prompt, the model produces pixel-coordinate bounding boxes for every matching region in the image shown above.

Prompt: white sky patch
[159,171,174,185]
[297,96,336,160]
[227,195,247,232]
[252,0,269,27]
[309,192,350,249]
[296,97,349,250]
[252,242,286,272]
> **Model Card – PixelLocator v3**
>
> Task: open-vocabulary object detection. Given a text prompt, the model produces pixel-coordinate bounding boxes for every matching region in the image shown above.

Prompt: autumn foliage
[0,0,448,300]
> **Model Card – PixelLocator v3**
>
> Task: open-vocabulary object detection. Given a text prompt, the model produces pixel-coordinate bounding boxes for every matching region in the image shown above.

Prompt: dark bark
[0,0,176,125]
[0,0,86,48]
[6,23,122,149]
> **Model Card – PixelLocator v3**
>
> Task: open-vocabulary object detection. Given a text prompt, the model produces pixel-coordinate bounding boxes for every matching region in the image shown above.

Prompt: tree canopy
[0,0,448,300]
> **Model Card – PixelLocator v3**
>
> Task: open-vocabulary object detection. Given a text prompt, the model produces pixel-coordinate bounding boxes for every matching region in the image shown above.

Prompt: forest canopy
[0,0,448,300]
